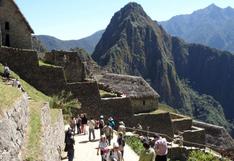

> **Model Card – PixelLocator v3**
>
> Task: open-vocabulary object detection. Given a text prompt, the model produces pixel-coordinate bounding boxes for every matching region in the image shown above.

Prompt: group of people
[65,114,168,161]
[139,134,168,161]
[97,115,126,161]
[70,113,88,135]
[2,64,25,92]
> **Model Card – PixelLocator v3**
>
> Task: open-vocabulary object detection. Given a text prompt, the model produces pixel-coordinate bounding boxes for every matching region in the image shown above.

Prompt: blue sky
[15,0,234,40]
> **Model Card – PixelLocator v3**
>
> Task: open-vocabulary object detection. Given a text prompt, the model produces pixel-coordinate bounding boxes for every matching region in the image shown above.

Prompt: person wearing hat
[99,115,105,136]
[97,135,110,161]
[108,117,116,129]
[103,124,113,145]
[118,121,126,136]
[108,142,123,161]
[139,141,156,161]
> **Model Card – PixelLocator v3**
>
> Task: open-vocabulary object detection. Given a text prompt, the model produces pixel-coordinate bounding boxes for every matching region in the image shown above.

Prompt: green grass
[0,80,22,110]
[39,60,61,68]
[50,108,61,124]
[25,101,43,161]
[125,136,144,155]
[0,63,50,102]
[188,150,230,161]
[158,103,177,113]
[99,89,117,98]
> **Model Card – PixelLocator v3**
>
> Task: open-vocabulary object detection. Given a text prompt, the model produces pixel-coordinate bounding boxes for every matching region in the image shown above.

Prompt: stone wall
[129,112,174,139]
[170,113,192,134]
[0,94,29,161]
[44,51,85,82]
[100,97,133,119]
[130,98,158,114]
[0,47,67,95]
[193,120,234,150]
[0,0,32,49]
[67,81,101,116]
[182,126,206,148]
[41,103,65,161]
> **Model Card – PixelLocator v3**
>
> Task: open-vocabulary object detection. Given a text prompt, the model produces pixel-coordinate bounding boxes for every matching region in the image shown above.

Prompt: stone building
[0,0,33,49]
[98,73,160,113]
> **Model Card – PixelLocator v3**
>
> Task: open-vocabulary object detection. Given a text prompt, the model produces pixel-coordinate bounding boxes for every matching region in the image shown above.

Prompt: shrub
[49,90,81,116]
[125,136,144,155]
[188,150,220,161]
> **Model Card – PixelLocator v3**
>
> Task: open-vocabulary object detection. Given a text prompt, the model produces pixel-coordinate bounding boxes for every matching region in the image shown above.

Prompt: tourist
[99,115,105,136]
[3,64,10,80]
[64,128,75,161]
[108,117,115,129]
[103,124,113,145]
[97,135,110,161]
[70,117,76,133]
[118,121,126,136]
[81,113,88,134]
[150,134,158,148]
[76,114,81,134]
[154,134,168,161]
[87,117,96,141]
[139,141,156,161]
[117,132,125,158]
[108,142,123,161]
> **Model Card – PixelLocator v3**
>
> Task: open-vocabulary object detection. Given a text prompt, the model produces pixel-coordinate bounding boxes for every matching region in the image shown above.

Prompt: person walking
[97,135,110,161]
[118,121,126,136]
[88,117,96,141]
[139,141,156,161]
[76,114,81,134]
[99,115,105,136]
[108,142,123,161]
[103,124,113,145]
[154,134,168,161]
[117,132,125,158]
[81,113,88,134]
[64,129,75,161]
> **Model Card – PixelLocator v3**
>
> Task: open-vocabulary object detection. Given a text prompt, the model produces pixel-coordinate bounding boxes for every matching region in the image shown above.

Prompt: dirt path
[63,129,139,161]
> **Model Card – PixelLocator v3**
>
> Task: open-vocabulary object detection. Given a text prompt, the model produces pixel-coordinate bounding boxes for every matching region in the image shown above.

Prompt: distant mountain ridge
[159,4,234,53]
[36,30,104,54]
[92,2,233,134]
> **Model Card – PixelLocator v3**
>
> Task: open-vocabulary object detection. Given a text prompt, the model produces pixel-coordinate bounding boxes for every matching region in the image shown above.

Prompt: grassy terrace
[24,101,43,161]
[50,108,61,124]
[0,63,50,102]
[99,89,118,98]
[0,79,21,111]
[39,60,62,68]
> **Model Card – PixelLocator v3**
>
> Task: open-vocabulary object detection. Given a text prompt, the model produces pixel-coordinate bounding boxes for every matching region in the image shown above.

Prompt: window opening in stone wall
[5,22,10,30]
[143,100,145,106]
[5,34,10,46]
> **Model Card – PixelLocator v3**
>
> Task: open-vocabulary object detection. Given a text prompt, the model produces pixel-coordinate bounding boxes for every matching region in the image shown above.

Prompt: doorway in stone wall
[5,34,10,47]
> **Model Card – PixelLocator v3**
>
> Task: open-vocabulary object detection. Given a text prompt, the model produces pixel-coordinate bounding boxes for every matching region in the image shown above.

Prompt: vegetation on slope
[24,101,43,161]
[0,63,50,102]
[50,90,81,122]
[0,79,21,110]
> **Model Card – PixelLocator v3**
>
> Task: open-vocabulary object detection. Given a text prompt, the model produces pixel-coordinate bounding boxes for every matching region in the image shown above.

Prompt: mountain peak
[118,2,147,18]
[206,3,221,11]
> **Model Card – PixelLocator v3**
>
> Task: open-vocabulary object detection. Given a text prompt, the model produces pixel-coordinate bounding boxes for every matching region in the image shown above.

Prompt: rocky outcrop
[0,94,29,161]
[41,103,64,161]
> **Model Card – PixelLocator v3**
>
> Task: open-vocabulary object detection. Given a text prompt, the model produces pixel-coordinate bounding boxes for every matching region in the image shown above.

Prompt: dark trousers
[155,155,167,161]
[77,124,80,134]
[68,149,74,161]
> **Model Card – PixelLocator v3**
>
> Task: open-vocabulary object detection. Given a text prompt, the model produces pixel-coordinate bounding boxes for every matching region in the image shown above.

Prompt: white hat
[100,115,104,119]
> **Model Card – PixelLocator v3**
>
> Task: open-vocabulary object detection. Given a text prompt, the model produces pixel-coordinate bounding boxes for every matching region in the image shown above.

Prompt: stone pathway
[63,129,139,161]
